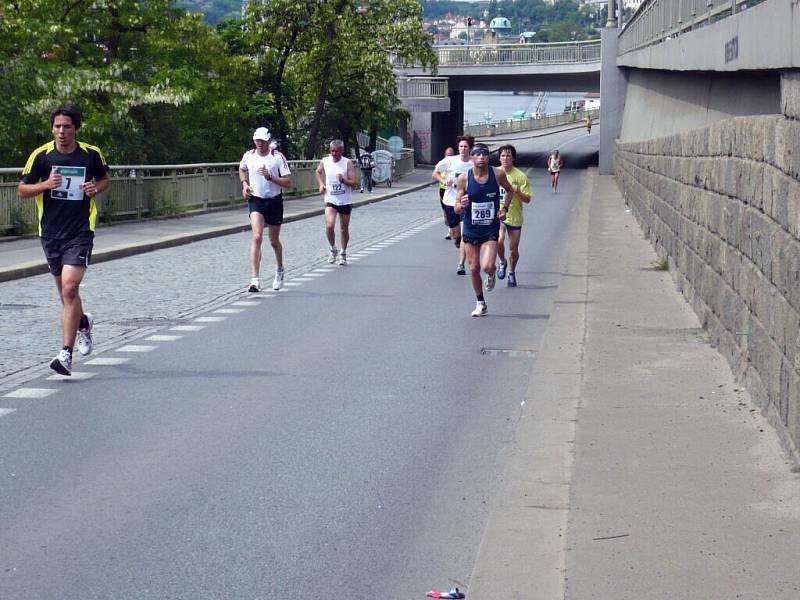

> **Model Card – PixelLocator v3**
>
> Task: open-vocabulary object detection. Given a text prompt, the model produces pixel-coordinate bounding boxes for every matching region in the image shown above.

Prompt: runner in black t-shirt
[18,104,111,376]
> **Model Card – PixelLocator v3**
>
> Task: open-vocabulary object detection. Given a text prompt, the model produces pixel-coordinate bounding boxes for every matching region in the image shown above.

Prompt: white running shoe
[337,252,347,266]
[50,349,72,376]
[328,247,338,264]
[248,277,260,293]
[76,312,94,356]
[485,272,496,292]
[272,269,284,291]
[471,301,488,317]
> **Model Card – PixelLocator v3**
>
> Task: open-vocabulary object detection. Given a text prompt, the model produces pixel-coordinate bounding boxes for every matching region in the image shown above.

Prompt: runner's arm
[454,173,468,215]
[315,161,326,193]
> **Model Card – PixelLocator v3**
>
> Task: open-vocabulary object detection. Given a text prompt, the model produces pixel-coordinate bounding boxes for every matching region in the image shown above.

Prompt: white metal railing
[397,76,448,98]
[619,0,768,55]
[463,108,600,137]
[0,150,414,235]
[397,40,601,68]
[436,40,600,66]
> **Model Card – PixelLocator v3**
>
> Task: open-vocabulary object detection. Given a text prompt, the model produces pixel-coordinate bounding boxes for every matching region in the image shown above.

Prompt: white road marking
[145,335,183,342]
[116,345,157,353]
[232,301,260,306]
[195,316,226,322]
[213,309,244,314]
[85,357,130,366]
[289,277,314,282]
[282,282,302,287]
[305,272,326,277]
[4,388,58,399]
[170,325,206,331]
[0,408,15,418]
[47,371,97,381]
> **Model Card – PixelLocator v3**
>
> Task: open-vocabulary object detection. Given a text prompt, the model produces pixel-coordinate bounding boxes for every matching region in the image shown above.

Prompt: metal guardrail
[431,40,601,67]
[0,150,415,235]
[619,0,768,55]
[463,108,600,137]
[397,77,448,98]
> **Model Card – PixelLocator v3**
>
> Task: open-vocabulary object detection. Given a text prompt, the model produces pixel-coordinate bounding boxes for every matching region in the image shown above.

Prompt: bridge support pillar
[430,90,464,162]
[599,27,626,175]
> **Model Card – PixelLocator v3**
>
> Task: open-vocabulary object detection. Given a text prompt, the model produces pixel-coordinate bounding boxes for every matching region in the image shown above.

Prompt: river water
[464,90,590,124]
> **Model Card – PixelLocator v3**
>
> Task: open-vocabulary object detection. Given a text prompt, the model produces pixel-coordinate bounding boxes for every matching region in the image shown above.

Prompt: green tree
[0,0,249,165]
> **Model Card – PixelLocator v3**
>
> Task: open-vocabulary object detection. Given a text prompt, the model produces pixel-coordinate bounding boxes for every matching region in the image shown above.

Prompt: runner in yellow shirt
[496,144,532,287]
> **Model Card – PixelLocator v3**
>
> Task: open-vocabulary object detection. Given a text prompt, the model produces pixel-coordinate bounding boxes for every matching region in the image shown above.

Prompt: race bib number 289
[51,166,86,201]
[471,201,495,225]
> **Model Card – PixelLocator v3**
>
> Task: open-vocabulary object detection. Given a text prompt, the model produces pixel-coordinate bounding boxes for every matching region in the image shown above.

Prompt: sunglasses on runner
[470,148,489,156]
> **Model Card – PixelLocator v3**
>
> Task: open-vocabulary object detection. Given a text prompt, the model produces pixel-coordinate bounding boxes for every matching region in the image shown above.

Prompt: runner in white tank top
[315,139,357,265]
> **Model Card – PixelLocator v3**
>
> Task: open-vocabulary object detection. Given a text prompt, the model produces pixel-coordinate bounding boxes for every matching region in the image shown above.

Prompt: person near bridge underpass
[496,144,532,288]
[547,149,563,193]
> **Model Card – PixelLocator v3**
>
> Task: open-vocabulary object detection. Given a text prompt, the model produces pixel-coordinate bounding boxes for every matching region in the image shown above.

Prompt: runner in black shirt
[18,104,111,376]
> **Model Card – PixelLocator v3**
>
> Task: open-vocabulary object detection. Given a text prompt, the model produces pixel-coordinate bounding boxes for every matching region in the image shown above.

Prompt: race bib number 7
[52,166,86,201]
[471,201,495,225]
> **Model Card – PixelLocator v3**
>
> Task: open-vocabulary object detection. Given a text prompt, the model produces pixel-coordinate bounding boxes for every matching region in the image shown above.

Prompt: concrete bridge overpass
[599,0,800,466]
[394,41,601,162]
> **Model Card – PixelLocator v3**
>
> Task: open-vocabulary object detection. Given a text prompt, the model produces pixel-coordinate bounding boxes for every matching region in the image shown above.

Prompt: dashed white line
[282,282,302,287]
[213,308,245,314]
[170,325,206,331]
[85,357,130,366]
[195,316,226,322]
[116,345,158,353]
[145,335,183,342]
[305,273,326,277]
[0,408,15,418]
[232,301,260,306]
[4,388,58,399]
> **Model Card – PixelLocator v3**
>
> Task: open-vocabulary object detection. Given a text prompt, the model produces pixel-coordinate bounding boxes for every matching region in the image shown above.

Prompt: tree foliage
[1,0,435,166]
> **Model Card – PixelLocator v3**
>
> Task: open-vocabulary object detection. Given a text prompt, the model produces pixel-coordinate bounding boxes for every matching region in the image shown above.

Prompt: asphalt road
[0,130,599,599]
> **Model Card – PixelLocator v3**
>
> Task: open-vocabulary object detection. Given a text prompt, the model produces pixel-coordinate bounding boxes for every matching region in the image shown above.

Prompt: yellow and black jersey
[20,141,109,239]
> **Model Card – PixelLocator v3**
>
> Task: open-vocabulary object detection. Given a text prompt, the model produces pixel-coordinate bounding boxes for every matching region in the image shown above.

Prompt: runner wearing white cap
[239,127,292,292]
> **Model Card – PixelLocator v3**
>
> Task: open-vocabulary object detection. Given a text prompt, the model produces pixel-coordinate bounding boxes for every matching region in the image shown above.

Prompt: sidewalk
[468,170,800,599]
[0,168,436,282]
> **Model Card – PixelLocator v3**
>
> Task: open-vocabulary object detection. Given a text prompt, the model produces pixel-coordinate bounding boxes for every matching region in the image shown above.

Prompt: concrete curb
[0,178,435,283]
[466,169,594,599]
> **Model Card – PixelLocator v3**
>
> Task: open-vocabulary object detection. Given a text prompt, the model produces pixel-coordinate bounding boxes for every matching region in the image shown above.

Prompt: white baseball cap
[253,127,271,141]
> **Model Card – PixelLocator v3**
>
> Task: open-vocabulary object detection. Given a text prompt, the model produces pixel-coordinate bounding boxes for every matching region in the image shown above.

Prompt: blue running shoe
[497,261,507,280]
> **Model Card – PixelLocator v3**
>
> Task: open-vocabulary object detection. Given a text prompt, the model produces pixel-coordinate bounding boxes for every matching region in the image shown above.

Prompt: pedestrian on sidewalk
[316,139,356,266]
[454,143,515,317]
[432,136,473,275]
[358,149,374,193]
[496,144,532,287]
[239,127,293,292]
[17,104,111,376]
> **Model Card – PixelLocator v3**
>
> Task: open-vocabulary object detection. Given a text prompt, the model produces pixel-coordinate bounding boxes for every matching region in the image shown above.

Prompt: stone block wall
[614,92,800,460]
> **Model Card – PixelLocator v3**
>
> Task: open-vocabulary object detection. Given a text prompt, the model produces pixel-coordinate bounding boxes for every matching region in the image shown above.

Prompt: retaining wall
[614,71,800,460]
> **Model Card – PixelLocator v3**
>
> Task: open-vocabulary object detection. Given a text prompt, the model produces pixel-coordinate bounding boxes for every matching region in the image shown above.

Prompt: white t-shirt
[239,149,291,199]
[434,155,473,207]
[321,156,353,206]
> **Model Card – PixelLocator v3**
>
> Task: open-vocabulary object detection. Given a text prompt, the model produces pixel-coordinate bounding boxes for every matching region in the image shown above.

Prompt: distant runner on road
[547,149,563,193]
[18,104,111,376]
[316,139,356,266]
[454,143,515,317]
[437,146,454,240]
[240,127,292,292]
[433,136,473,275]
[585,115,592,135]
[496,144,532,288]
